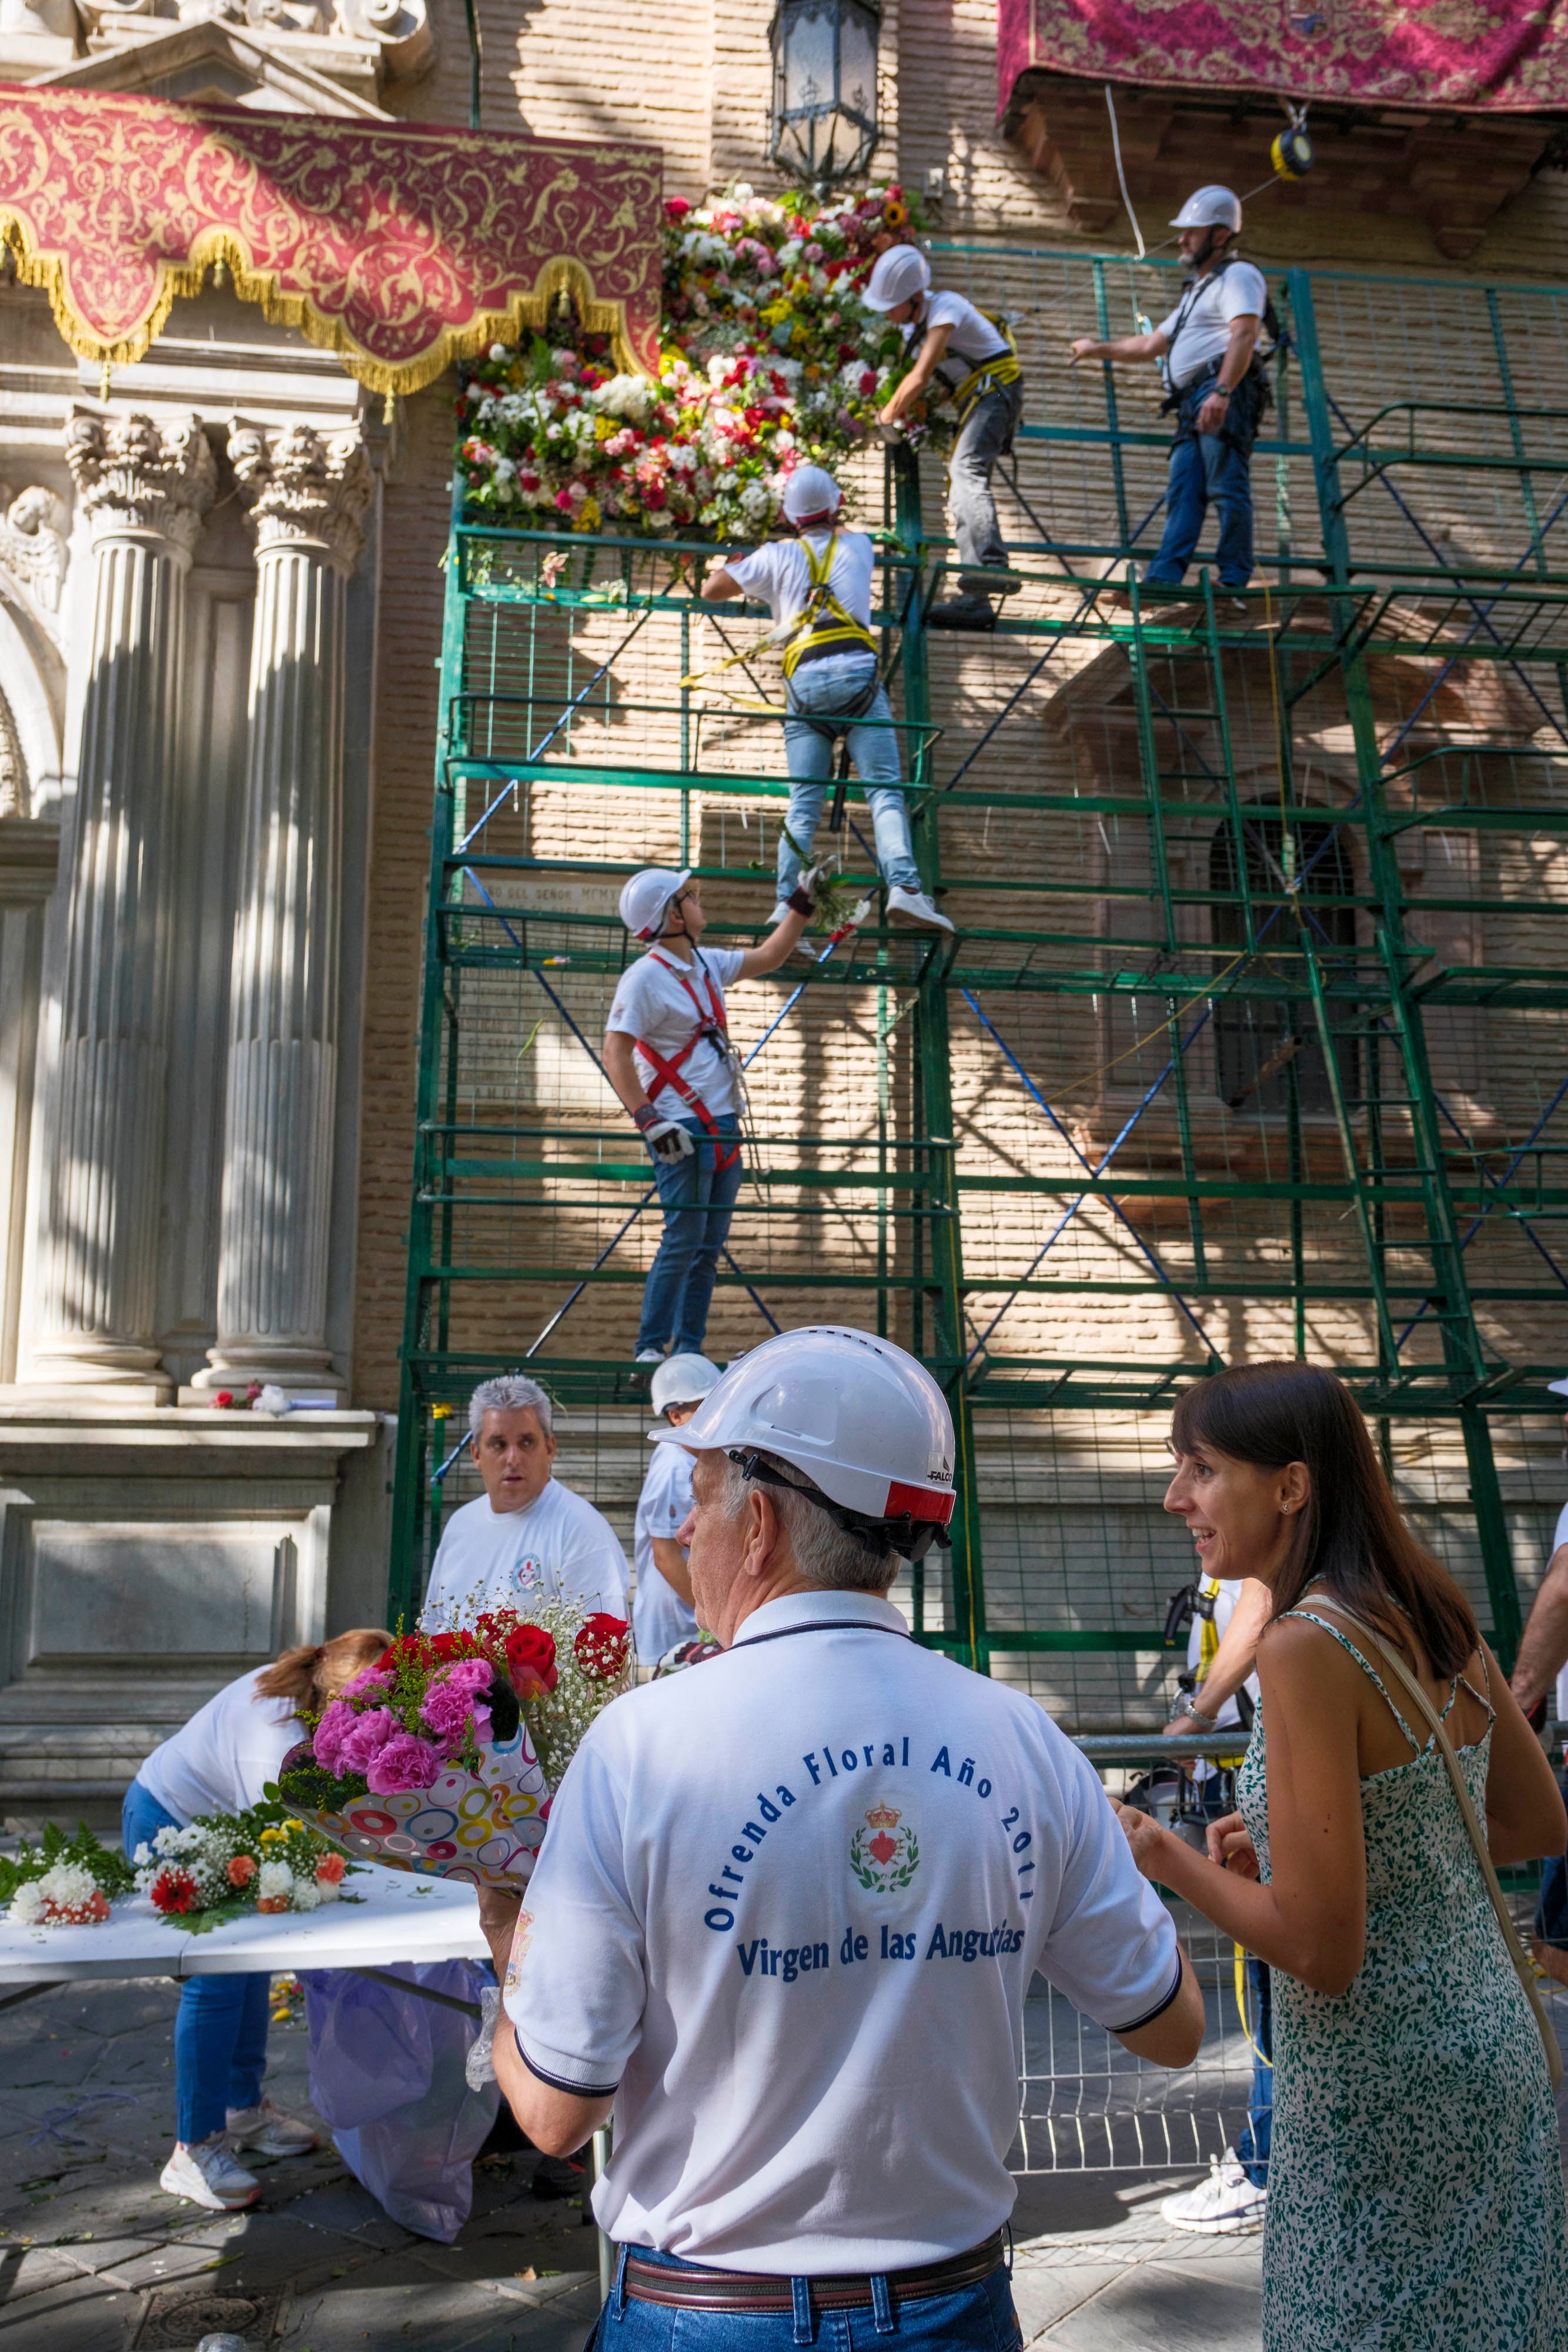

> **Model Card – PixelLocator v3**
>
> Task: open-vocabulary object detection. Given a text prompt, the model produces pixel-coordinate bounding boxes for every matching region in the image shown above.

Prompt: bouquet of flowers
[131,1803,353,1934]
[2,1821,133,1928]
[275,1599,631,1892]
[457,181,930,540]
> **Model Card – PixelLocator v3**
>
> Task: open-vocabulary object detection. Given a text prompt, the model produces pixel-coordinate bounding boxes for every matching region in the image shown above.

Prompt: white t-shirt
[1157,258,1267,389]
[1186,1577,1261,1732]
[421,1480,629,1628]
[506,1589,1179,2273]
[606,946,746,1127]
[903,290,1010,397]
[136,1668,304,1825]
[633,1441,698,1665]
[728,530,876,633]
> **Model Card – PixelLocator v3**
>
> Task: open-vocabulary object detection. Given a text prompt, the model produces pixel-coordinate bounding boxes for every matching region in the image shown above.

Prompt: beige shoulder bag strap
[1325,1603,1563,2091]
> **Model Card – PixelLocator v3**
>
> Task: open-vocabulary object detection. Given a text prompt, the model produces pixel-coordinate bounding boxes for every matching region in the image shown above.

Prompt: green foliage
[0,1820,133,1908]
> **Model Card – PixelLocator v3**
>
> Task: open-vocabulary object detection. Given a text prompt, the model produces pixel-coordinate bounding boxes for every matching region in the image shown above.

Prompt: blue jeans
[1144,374,1255,590]
[638,1118,744,1357]
[593,2245,1022,2351]
[123,1778,270,2146]
[779,653,920,900]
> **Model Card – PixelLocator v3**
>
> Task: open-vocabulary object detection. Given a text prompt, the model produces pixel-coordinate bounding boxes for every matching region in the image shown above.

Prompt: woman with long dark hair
[1114,1361,1568,2348]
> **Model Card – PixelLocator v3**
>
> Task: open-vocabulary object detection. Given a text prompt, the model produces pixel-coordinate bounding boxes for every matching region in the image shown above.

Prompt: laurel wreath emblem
[850,1823,920,1893]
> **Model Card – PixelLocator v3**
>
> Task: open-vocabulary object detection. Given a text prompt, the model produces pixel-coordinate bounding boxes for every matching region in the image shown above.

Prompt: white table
[0,1866,487,1992]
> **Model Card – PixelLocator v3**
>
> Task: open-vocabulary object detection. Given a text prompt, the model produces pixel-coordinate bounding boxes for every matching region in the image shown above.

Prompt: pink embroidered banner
[998,0,1568,116]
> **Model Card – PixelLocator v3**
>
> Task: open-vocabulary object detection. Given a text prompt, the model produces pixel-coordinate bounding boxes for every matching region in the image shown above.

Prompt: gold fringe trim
[0,218,651,396]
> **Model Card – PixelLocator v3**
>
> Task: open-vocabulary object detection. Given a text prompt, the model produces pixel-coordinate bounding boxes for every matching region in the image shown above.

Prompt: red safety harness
[635,949,741,1173]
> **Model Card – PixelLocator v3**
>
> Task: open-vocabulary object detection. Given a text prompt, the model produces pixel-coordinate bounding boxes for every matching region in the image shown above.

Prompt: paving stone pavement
[0,1978,1267,2351]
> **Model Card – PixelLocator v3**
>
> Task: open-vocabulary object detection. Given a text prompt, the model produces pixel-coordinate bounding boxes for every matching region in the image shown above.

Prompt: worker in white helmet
[483,1326,1204,2341]
[864,244,1024,630]
[1069,188,1268,599]
[701,465,952,933]
[605,869,813,1365]
[633,1352,721,1665]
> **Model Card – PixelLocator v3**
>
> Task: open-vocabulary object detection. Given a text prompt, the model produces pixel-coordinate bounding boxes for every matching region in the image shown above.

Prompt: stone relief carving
[0,687,26,819]
[0,483,68,613]
[229,420,372,573]
[65,410,218,554]
[72,0,432,79]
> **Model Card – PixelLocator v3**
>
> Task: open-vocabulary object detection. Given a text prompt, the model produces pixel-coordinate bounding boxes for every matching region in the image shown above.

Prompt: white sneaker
[1159,2153,1266,2236]
[161,2134,262,2211]
[226,2096,319,2157]
[885,886,955,934]
[634,1347,663,1363]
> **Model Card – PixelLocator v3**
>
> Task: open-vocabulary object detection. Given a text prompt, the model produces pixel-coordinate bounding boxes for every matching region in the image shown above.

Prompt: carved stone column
[194,423,371,1395]
[27,412,215,1396]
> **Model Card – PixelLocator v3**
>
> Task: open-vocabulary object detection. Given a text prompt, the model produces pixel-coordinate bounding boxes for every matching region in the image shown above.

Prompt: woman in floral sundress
[1113,1361,1568,2351]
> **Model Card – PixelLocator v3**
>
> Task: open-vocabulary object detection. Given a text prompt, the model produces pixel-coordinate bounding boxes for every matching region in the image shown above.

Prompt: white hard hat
[651,1353,722,1416]
[618,867,691,941]
[782,465,842,527]
[653,1324,955,1557]
[861,245,930,313]
[1170,185,1242,232]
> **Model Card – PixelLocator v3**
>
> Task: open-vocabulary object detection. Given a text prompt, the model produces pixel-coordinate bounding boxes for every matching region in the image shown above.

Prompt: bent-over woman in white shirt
[123,1628,390,2213]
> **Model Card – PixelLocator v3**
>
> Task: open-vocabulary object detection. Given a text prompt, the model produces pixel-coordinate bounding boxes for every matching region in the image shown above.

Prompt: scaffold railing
[390,254,1568,1719]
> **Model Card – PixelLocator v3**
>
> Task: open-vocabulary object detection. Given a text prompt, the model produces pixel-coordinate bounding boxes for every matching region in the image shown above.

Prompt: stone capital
[64,410,217,554]
[230,422,372,573]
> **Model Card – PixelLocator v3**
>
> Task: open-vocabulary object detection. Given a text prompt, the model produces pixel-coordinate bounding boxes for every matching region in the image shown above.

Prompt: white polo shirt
[1157,259,1267,389]
[728,530,876,633]
[606,946,746,1127]
[633,1441,699,1665]
[506,1589,1179,2273]
[420,1479,629,1628]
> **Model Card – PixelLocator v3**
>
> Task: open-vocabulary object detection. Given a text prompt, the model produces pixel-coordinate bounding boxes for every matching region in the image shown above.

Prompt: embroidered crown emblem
[850,1798,920,1894]
[865,1802,901,1829]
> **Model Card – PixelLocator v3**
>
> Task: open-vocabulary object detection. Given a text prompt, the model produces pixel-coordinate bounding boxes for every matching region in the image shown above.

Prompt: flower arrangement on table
[132,1803,355,1934]
[1,1821,133,1928]
[274,1599,632,1892]
[456,181,931,540]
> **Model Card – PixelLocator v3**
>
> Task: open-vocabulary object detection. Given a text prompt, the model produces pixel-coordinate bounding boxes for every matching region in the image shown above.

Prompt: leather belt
[621,2229,1007,2312]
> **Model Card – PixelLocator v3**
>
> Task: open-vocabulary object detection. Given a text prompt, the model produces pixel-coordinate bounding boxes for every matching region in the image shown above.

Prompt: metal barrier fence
[1017,1734,1564,2174]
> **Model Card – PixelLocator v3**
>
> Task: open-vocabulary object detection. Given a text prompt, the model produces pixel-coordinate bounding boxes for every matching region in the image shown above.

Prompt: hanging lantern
[768,0,882,191]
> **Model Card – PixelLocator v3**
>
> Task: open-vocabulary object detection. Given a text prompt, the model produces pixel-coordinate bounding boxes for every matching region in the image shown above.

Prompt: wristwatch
[1211,384,1232,402]
[1170,1688,1218,1728]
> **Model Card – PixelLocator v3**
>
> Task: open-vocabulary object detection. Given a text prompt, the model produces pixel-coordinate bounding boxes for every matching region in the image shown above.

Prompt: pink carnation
[341,1665,394,1700]
[419,1659,493,1740]
[336,1706,402,1776]
[366,1732,445,1794]
[312,1698,359,1775]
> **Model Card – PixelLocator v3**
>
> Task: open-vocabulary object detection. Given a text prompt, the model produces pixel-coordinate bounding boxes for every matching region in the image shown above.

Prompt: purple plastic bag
[300,1959,499,2241]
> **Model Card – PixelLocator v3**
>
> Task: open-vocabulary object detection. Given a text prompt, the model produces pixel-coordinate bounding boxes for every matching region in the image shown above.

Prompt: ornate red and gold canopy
[0,89,663,393]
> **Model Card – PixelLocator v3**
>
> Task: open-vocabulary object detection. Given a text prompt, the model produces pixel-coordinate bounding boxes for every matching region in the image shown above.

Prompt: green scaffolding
[389,254,1568,1709]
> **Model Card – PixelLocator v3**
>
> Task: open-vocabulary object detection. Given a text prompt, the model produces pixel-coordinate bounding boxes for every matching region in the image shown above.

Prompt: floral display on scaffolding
[456,183,927,537]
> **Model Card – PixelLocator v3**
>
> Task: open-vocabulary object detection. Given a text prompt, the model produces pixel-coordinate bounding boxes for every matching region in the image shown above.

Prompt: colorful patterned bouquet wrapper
[275,1604,630,1892]
[278,1728,550,1892]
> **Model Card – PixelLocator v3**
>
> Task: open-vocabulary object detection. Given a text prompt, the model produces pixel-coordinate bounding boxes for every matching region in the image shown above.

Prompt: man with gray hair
[484,1328,1199,2343]
[420,1374,628,1627]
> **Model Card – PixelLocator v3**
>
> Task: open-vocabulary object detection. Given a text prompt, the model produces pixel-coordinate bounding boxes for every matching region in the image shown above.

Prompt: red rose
[505,1625,559,1696]
[574,1615,631,1684]
[665,195,691,219]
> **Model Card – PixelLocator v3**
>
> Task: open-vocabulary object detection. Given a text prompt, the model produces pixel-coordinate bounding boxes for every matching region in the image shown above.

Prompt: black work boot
[925,594,997,630]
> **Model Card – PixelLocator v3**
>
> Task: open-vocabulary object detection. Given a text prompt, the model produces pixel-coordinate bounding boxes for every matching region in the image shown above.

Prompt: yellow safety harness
[1198,1573,1246,1769]
[778,530,877,680]
[938,309,1021,429]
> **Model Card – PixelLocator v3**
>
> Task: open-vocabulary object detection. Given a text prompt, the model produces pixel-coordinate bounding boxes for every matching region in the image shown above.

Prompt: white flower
[595,373,655,425]
[777,238,803,265]
[489,342,508,361]
[315,1877,340,1905]
[9,1885,44,1927]
[289,1877,321,1912]
[258,1860,292,1901]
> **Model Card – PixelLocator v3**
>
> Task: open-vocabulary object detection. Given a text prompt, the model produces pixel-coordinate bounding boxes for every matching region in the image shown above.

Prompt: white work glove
[634,1106,696,1163]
